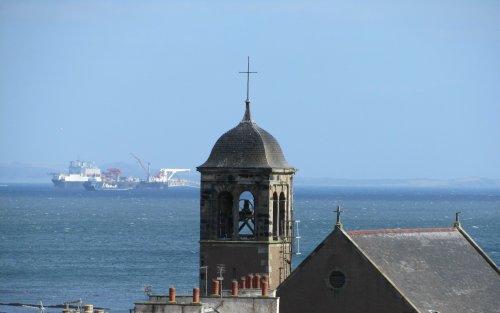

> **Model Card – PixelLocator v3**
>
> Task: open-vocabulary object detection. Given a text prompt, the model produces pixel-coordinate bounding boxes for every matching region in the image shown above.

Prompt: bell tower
[197,60,296,294]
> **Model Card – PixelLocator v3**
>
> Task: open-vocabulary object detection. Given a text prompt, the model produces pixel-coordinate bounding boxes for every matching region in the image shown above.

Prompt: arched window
[272,192,278,239]
[218,192,233,239]
[279,192,286,238]
[238,191,255,239]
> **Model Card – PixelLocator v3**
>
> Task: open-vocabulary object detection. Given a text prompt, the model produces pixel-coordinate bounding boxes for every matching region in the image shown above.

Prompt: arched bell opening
[218,192,233,239]
[272,192,279,240]
[279,192,286,238]
[238,191,255,239]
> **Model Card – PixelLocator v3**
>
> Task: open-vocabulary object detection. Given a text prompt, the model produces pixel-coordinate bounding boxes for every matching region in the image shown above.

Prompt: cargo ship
[52,158,199,190]
[51,161,102,189]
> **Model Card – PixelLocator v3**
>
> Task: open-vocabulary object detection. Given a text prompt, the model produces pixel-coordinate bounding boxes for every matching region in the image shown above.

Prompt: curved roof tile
[198,103,293,169]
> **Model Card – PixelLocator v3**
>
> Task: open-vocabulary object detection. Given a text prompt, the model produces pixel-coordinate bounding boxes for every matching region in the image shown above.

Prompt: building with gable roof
[277,217,500,313]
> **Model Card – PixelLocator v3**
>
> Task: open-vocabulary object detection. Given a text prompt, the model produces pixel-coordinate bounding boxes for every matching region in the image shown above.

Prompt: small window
[329,270,346,288]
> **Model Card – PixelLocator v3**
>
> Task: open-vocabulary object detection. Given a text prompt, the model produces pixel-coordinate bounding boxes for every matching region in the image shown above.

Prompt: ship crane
[130,153,151,181]
[130,153,197,187]
[158,168,190,181]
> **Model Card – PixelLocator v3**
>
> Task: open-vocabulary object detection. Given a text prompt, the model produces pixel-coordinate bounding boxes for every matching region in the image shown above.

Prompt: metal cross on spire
[335,205,343,228]
[239,56,257,102]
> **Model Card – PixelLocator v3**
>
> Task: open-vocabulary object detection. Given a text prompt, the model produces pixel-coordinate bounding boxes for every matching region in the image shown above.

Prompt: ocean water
[0,184,499,313]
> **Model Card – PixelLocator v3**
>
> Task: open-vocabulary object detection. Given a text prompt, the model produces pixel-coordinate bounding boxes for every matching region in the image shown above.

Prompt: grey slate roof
[349,227,500,313]
[198,102,293,169]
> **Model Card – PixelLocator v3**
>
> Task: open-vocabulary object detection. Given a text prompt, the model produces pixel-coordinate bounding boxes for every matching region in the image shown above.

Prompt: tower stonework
[197,101,296,294]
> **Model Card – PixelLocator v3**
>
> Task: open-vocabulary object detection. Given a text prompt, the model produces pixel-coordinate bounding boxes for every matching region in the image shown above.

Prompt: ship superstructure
[83,168,140,191]
[51,161,102,189]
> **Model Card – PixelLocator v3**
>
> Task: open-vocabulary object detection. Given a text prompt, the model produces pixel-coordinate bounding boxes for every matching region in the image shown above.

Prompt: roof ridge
[348,227,456,235]
[456,226,500,274]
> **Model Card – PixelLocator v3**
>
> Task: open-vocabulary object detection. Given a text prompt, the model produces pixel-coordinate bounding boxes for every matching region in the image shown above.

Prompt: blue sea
[0,184,499,313]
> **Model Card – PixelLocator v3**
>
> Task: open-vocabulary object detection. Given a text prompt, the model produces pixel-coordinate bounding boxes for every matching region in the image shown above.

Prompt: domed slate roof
[198,102,293,169]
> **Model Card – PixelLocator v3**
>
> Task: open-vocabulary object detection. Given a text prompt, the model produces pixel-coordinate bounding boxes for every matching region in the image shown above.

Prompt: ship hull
[83,180,138,191]
[135,181,169,189]
[51,179,86,189]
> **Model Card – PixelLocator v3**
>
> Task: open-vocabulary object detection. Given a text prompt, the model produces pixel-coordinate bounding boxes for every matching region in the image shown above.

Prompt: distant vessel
[51,161,101,189]
[83,168,196,190]
[130,153,197,189]
[136,168,193,189]
[52,158,199,190]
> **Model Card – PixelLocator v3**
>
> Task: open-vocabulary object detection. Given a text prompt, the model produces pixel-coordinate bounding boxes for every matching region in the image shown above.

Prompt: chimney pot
[262,280,269,297]
[169,287,176,303]
[212,280,220,296]
[231,280,238,296]
[248,274,254,289]
[255,273,261,289]
[193,288,200,303]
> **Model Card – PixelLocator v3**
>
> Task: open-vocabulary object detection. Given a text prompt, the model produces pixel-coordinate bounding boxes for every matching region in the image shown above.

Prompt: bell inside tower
[238,191,255,239]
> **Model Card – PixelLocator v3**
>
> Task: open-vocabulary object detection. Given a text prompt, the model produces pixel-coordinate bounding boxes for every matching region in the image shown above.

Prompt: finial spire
[453,211,461,228]
[335,205,343,228]
[239,56,257,122]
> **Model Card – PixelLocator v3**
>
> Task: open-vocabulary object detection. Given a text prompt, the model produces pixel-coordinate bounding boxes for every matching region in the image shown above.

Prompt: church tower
[197,63,296,294]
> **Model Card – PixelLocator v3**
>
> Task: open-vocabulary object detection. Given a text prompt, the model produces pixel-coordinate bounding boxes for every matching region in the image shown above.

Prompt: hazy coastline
[1,162,499,188]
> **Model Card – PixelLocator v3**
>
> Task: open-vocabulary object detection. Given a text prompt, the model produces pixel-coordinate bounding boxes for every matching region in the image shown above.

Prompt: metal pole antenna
[200,266,208,296]
[246,57,250,100]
